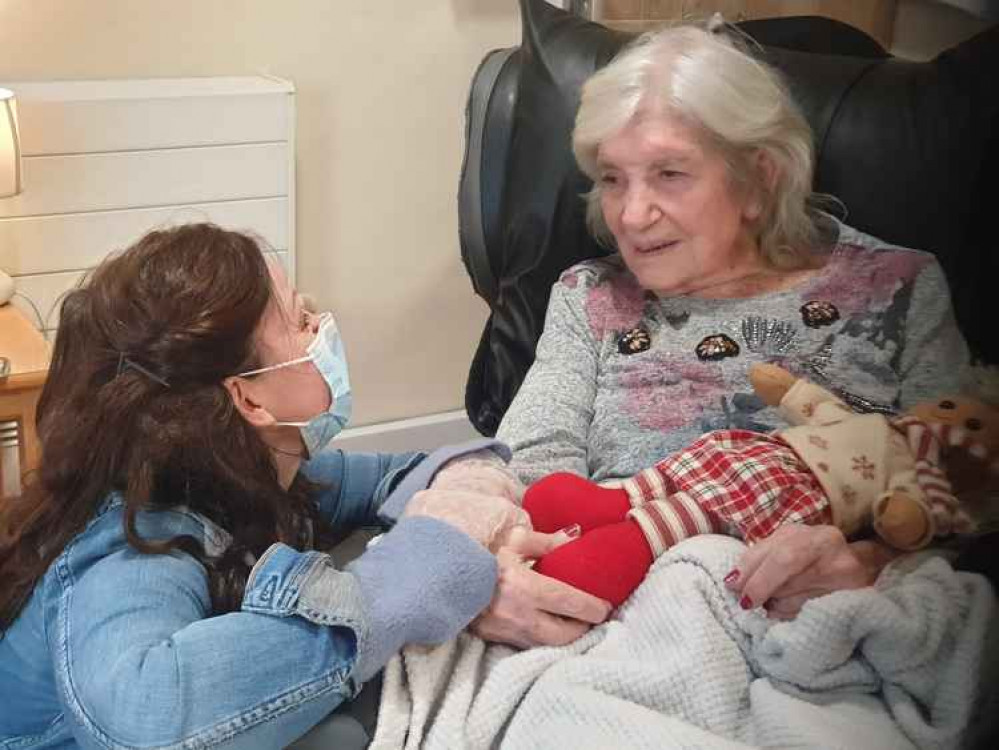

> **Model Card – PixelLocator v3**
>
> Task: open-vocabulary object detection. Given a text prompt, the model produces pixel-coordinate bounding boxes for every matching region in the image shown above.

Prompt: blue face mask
[238,312,352,456]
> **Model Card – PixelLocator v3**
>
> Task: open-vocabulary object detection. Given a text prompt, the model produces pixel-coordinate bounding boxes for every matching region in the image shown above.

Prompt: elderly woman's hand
[472,528,613,648]
[725,524,899,620]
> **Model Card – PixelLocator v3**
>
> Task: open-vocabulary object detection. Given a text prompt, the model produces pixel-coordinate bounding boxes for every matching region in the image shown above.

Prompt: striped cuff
[621,466,671,507]
[627,493,719,557]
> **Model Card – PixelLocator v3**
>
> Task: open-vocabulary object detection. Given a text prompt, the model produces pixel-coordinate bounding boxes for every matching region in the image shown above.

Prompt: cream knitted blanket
[371,536,997,750]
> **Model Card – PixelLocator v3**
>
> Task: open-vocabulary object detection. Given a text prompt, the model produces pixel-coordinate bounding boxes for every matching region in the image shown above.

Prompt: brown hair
[0,223,337,631]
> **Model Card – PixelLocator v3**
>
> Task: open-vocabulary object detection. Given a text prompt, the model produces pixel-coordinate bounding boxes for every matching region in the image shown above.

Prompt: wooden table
[0,305,50,498]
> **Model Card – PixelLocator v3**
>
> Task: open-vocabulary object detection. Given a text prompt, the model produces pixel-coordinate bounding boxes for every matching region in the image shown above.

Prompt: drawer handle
[1,421,19,447]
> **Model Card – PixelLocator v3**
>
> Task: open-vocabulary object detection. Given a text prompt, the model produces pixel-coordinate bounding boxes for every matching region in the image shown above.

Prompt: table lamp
[1,88,23,305]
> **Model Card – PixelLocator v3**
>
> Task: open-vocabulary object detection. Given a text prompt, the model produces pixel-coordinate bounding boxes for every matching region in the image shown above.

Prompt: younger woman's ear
[223,376,278,428]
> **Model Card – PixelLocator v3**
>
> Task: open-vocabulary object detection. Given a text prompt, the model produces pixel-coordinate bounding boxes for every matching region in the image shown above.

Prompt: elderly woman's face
[597,114,762,296]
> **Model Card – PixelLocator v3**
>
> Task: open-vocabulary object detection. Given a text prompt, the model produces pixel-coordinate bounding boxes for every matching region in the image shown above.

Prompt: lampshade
[1,88,22,199]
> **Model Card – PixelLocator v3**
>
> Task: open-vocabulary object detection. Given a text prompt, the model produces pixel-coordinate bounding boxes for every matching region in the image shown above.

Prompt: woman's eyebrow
[596,152,694,170]
[650,153,693,167]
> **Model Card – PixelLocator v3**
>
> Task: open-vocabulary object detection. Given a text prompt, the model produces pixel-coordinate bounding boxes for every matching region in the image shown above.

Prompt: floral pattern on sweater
[498,222,970,484]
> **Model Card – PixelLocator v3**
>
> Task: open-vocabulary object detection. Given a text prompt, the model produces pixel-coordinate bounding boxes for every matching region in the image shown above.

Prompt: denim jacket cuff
[242,543,329,616]
[241,519,497,684]
[377,438,512,523]
[242,542,367,633]
[243,543,370,662]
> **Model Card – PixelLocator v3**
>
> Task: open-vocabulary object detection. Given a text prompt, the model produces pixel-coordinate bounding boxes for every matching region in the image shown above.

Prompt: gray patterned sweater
[498,223,970,485]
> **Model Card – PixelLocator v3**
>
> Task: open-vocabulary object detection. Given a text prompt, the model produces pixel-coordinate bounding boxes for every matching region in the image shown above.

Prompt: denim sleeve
[301,449,424,530]
[244,515,498,682]
[302,438,510,529]
[53,546,360,748]
[376,438,510,522]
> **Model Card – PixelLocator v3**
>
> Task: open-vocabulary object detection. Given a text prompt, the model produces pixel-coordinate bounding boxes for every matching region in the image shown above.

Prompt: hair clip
[117,351,170,388]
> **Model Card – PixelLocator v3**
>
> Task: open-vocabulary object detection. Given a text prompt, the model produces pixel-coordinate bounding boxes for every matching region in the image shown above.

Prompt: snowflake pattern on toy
[852,455,876,480]
[808,435,829,450]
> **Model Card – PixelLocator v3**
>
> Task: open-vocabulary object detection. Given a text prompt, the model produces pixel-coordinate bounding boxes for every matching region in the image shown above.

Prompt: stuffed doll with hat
[524,363,999,607]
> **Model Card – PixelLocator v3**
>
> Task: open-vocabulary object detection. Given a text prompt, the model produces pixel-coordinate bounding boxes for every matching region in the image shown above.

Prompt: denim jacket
[0,439,503,749]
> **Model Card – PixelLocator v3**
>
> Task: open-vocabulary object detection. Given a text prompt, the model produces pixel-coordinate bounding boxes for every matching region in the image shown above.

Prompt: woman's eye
[659,169,681,180]
[599,173,619,186]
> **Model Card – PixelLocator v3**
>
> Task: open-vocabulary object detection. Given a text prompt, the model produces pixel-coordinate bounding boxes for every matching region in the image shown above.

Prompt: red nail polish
[723,569,740,585]
[739,595,753,610]
[560,523,582,539]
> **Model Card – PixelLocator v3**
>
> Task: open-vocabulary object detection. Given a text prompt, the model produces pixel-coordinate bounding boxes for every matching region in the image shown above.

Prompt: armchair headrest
[461,0,999,435]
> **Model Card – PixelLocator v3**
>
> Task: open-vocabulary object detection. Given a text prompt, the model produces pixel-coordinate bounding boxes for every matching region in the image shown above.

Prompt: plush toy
[524,363,999,607]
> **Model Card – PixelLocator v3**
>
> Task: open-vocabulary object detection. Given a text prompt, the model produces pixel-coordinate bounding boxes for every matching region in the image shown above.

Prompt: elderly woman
[494,25,969,621]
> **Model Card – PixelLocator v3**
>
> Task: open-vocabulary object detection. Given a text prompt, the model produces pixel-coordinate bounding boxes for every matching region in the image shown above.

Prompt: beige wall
[891,0,991,59]
[0,0,519,427]
[597,0,990,56]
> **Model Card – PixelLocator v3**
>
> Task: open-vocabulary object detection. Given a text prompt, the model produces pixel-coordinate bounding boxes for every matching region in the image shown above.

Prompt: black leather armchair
[460,0,999,439]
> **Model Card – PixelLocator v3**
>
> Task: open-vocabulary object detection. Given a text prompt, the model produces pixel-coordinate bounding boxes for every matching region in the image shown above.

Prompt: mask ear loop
[234,312,336,377]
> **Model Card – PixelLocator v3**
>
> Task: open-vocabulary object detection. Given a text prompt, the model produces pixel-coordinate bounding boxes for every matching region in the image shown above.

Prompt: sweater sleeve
[497,282,600,485]
[302,438,509,529]
[896,259,970,408]
[302,449,424,530]
[376,438,511,522]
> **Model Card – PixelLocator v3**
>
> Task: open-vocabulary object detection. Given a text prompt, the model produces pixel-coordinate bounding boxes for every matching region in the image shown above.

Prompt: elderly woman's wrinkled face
[597,114,762,296]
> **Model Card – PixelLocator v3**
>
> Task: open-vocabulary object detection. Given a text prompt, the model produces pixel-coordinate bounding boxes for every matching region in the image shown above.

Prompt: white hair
[573,24,821,267]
